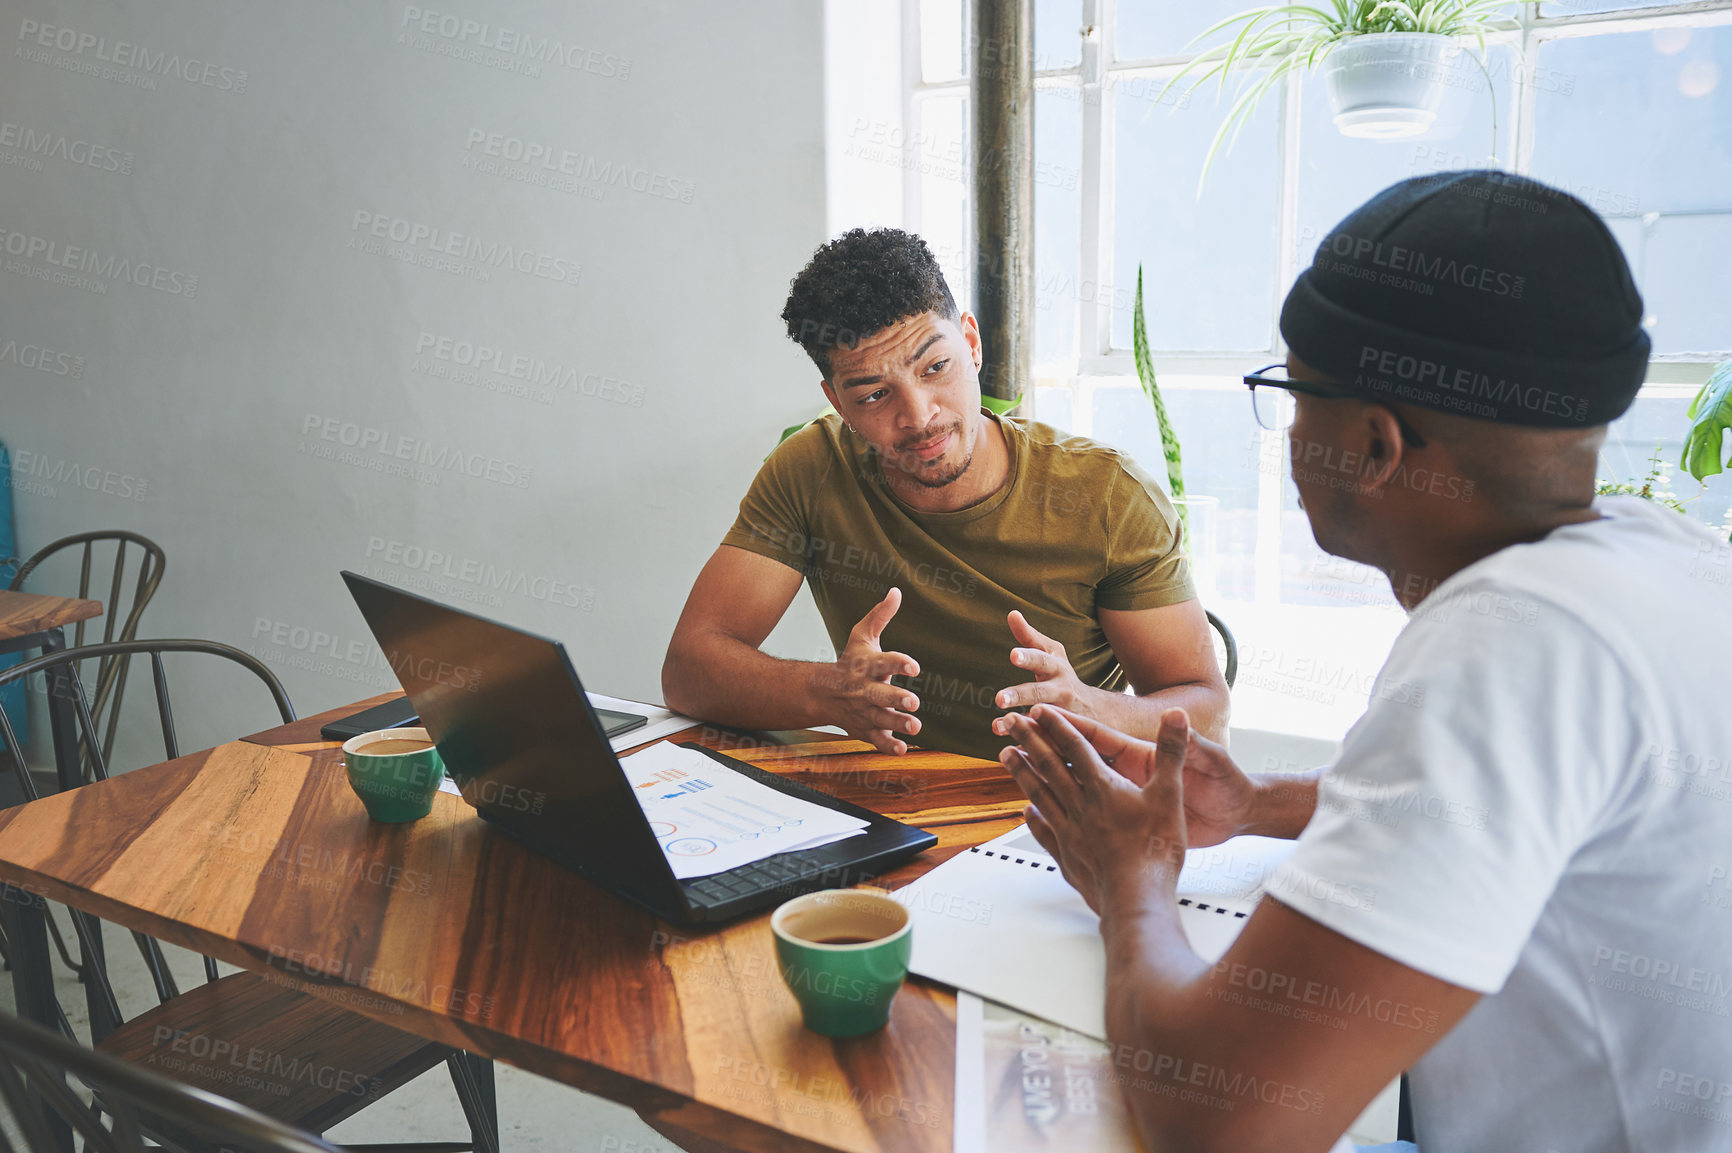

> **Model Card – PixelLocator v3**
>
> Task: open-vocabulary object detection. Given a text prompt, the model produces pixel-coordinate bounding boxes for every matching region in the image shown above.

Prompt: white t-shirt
[1268,497,1732,1153]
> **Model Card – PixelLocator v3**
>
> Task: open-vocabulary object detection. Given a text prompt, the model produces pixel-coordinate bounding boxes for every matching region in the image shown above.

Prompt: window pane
[1294,45,1517,284]
[1031,384,1075,432]
[1601,395,1732,532]
[917,95,971,306]
[1111,74,1281,351]
[1643,214,1732,355]
[1085,380,1411,739]
[922,0,965,83]
[1089,382,1262,602]
[1540,0,1656,13]
[1034,87,1082,367]
[1117,0,1251,61]
[1529,27,1732,356]
[1036,0,1083,70]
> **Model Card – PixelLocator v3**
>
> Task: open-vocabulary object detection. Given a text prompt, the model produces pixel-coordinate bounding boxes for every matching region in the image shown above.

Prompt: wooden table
[0,693,1028,1153]
[0,590,104,805]
[0,591,105,647]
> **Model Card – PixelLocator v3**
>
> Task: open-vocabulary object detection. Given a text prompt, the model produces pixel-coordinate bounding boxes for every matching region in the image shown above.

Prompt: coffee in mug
[771,889,912,1037]
[362,737,435,755]
[340,727,445,823]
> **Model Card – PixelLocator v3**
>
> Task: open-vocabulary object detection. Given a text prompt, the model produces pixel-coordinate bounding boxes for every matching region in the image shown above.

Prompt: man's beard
[1303,478,1377,569]
[906,448,974,489]
[885,418,970,488]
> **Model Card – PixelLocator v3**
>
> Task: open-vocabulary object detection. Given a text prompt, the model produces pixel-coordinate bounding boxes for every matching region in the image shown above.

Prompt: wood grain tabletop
[0,700,1030,1153]
[0,590,103,644]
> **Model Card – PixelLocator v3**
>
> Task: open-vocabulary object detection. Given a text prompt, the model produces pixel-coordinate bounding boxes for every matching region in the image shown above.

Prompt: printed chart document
[898,825,1296,1039]
[618,743,867,879]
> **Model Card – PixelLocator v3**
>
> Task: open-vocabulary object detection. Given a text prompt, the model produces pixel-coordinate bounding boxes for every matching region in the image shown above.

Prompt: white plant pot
[1323,32,1467,139]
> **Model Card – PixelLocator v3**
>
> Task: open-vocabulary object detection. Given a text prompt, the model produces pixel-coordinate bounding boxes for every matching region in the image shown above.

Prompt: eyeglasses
[1243,363,1428,449]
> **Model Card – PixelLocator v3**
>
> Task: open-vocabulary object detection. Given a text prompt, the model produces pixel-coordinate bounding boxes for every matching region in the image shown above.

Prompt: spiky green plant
[1681,359,1732,482]
[1132,266,1189,543]
[1159,0,1513,186]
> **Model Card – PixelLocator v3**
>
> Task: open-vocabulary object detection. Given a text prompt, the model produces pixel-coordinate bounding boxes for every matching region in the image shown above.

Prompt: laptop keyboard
[686,852,836,908]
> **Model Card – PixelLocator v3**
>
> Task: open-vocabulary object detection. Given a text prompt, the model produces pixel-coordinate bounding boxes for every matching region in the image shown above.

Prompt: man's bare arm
[1004,707,1479,1152]
[1098,601,1231,742]
[993,600,1231,746]
[661,546,924,754]
[1132,725,1322,846]
[1103,896,1478,1152]
[1244,768,1323,840]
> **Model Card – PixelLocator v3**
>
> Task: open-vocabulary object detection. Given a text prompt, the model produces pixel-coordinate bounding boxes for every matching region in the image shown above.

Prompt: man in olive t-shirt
[662,228,1228,761]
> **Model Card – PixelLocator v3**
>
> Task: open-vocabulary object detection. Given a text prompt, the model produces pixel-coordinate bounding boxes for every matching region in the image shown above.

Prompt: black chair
[1398,1073,1415,1142]
[0,640,498,1153]
[0,1007,346,1153]
[0,553,23,777]
[7,531,168,783]
[1206,610,1238,689]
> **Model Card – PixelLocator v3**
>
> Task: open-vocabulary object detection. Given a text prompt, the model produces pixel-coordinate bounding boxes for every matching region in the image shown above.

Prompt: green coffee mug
[771,889,912,1037]
[341,727,445,823]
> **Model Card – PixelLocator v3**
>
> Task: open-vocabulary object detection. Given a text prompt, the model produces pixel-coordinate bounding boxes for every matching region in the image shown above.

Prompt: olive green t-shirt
[721,412,1193,760]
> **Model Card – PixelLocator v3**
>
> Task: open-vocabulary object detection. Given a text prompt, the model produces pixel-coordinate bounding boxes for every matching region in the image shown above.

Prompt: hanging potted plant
[1164,0,1512,178]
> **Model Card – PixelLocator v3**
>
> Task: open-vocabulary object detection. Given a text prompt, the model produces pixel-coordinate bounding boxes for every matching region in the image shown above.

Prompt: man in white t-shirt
[998,170,1732,1152]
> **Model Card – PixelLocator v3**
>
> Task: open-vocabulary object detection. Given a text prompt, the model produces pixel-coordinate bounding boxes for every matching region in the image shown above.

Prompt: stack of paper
[584,691,700,752]
[619,743,867,879]
[895,825,1297,1039]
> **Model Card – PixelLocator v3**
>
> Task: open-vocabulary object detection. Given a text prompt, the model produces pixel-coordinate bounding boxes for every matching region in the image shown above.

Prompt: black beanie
[1280,170,1649,427]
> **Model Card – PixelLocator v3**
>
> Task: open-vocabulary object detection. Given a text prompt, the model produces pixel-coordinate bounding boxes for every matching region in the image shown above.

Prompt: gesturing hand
[991,611,1092,738]
[999,705,1193,914]
[1097,724,1257,850]
[819,587,922,756]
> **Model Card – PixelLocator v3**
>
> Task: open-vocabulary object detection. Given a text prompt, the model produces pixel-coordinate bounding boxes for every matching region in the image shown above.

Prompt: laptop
[340,571,936,925]
[318,695,646,743]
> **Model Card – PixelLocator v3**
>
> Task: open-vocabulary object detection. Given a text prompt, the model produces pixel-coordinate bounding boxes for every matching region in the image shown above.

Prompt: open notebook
[895,825,1297,1039]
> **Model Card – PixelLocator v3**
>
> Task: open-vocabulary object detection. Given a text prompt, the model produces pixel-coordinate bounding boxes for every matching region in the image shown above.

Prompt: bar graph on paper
[618,744,868,879]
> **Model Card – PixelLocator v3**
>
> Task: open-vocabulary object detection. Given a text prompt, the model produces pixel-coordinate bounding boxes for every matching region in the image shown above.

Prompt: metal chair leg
[1,888,74,1151]
[42,907,87,982]
[445,1052,499,1153]
[131,930,181,1004]
[1397,1072,1415,1141]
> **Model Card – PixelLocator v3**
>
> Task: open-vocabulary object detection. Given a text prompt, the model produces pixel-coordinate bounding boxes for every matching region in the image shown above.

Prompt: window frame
[902,0,1732,388]
[883,0,1732,733]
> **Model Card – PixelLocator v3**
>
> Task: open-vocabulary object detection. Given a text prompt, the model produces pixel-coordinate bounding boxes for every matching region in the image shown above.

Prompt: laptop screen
[340,571,687,914]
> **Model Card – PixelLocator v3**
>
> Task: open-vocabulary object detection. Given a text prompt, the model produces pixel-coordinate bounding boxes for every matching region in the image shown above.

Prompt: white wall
[2,1,832,763]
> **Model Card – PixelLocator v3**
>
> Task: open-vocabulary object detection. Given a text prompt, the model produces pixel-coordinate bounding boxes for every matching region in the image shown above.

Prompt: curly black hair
[781,228,959,377]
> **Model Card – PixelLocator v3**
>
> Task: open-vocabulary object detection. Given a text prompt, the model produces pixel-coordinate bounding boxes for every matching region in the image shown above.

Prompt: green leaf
[1681,360,1732,482]
[772,405,836,459]
[1133,266,1190,545]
